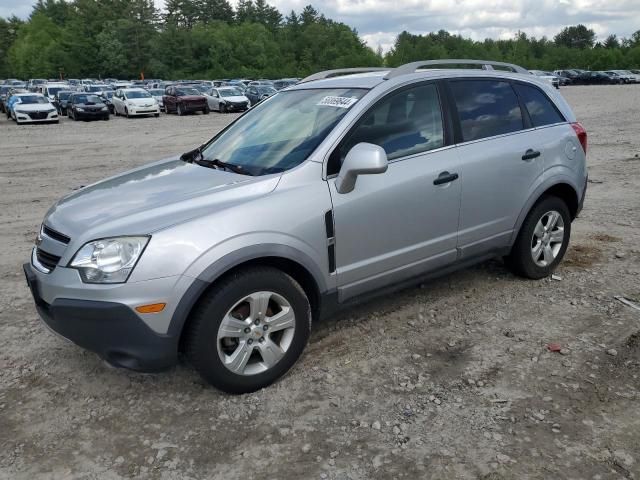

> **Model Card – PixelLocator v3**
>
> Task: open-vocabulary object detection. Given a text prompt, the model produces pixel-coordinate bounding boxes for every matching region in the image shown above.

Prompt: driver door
[328,82,463,301]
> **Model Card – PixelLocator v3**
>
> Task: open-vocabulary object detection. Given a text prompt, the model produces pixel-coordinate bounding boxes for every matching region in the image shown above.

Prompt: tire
[103,115,109,121]
[154,113,160,118]
[186,266,311,394]
[203,105,210,115]
[177,104,184,116]
[506,195,571,279]
[219,103,226,114]
[125,108,130,119]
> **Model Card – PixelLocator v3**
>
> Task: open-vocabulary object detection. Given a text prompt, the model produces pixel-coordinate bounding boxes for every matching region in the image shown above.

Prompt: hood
[127,97,156,105]
[15,103,55,111]
[77,102,106,108]
[178,95,205,102]
[224,96,248,102]
[44,157,280,240]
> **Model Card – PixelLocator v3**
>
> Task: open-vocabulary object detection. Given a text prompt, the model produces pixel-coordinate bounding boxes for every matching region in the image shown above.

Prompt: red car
[163,85,210,115]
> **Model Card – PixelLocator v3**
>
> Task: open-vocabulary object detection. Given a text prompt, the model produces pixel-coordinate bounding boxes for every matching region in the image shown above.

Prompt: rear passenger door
[448,79,545,259]
[329,82,463,301]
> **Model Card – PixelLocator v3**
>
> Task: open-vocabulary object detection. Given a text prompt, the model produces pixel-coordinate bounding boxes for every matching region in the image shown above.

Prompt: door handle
[522,149,541,161]
[433,171,459,185]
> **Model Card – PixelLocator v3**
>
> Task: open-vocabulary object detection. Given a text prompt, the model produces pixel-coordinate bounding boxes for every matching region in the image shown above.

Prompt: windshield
[176,87,200,96]
[125,90,151,99]
[194,85,210,93]
[149,89,163,96]
[18,96,49,105]
[219,89,242,97]
[201,88,366,176]
[46,87,65,95]
[57,91,72,99]
[102,91,114,99]
[257,86,277,94]
[73,94,102,104]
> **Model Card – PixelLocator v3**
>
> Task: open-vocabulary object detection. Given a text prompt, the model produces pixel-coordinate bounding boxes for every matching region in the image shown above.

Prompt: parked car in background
[529,70,560,89]
[0,85,13,113]
[244,85,277,106]
[574,71,618,85]
[163,85,209,115]
[607,70,640,83]
[54,90,74,115]
[67,93,110,121]
[100,90,115,114]
[273,79,298,90]
[27,79,47,92]
[10,93,59,124]
[41,83,70,103]
[112,88,161,118]
[148,89,165,110]
[600,71,624,84]
[4,88,29,118]
[553,69,580,82]
[205,87,250,113]
[84,84,112,95]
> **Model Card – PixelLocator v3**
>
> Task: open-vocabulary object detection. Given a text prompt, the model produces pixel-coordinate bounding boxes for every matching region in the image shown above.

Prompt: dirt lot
[1,86,639,480]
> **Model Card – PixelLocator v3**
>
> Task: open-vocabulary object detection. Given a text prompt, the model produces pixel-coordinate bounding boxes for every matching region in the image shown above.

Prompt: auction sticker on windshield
[317,96,358,108]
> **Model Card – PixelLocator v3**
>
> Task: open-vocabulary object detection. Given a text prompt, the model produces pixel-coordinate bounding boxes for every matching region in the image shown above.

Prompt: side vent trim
[325,210,336,273]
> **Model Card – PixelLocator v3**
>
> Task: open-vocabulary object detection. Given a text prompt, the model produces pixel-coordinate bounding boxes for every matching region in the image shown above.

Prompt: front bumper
[75,109,109,120]
[128,106,160,116]
[15,111,59,123]
[24,262,180,372]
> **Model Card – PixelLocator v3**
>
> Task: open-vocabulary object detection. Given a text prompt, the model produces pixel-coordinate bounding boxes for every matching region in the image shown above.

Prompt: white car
[147,88,165,110]
[111,88,160,118]
[84,84,112,95]
[529,70,560,89]
[11,93,59,124]
[40,82,70,103]
[205,87,251,113]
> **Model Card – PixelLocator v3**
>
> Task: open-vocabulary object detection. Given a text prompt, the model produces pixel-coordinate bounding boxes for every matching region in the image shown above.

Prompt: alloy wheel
[216,291,296,376]
[531,210,565,267]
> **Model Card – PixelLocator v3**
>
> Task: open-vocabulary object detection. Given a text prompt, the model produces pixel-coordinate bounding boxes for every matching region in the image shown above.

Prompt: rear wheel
[506,196,571,279]
[125,108,130,119]
[177,104,184,116]
[186,267,311,394]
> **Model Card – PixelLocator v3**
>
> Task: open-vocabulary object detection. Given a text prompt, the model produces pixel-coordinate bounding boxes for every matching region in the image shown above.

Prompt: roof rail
[299,67,389,84]
[384,59,529,80]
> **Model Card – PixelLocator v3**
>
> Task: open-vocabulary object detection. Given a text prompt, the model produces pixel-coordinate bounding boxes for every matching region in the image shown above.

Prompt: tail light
[571,122,587,154]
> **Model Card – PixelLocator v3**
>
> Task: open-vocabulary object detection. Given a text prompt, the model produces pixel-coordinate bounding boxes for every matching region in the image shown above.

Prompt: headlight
[69,236,149,283]
[101,106,108,111]
[76,107,85,112]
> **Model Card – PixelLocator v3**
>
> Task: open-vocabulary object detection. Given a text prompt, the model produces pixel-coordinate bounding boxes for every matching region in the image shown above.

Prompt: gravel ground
[1,86,639,480]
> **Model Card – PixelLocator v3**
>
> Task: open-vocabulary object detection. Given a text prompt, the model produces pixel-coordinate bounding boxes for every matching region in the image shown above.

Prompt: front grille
[36,248,61,271]
[28,111,49,120]
[43,225,70,244]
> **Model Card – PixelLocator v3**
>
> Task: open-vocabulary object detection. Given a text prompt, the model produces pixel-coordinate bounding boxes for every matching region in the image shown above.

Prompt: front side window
[513,83,565,127]
[450,80,523,142]
[201,88,366,176]
[330,83,444,174]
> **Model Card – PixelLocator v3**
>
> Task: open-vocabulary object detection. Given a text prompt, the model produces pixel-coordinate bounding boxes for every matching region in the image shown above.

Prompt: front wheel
[177,104,184,116]
[203,105,210,115]
[186,267,311,394]
[506,196,571,279]
[219,103,226,113]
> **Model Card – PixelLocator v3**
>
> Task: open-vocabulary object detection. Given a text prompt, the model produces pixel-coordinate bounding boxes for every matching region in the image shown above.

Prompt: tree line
[0,0,638,80]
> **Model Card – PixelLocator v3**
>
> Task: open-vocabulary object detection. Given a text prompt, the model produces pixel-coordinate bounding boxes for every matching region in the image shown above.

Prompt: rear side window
[450,80,523,142]
[514,83,565,127]
[329,83,444,174]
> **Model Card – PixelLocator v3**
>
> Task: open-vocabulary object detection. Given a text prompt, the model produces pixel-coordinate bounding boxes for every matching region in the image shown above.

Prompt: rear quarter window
[450,80,524,142]
[513,83,565,127]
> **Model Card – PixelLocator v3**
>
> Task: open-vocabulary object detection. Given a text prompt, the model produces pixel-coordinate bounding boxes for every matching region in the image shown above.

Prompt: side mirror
[335,142,388,194]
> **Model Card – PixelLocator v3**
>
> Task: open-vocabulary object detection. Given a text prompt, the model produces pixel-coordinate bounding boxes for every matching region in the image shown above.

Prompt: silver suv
[24,60,588,393]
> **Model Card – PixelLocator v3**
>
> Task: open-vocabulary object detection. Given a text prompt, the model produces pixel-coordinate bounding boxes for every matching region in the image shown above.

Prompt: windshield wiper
[181,146,251,175]
[196,158,252,175]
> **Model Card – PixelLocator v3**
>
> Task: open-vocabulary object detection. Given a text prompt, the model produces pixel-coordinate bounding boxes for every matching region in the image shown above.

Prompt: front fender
[166,238,330,338]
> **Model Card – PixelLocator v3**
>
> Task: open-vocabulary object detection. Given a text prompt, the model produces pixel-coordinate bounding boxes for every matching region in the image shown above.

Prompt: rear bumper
[24,262,178,372]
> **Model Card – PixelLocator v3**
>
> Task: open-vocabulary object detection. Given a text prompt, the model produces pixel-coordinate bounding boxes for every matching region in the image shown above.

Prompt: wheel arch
[510,178,580,245]
[170,247,327,349]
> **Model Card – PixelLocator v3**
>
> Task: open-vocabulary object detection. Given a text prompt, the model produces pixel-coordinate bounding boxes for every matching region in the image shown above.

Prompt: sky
[1,0,639,52]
